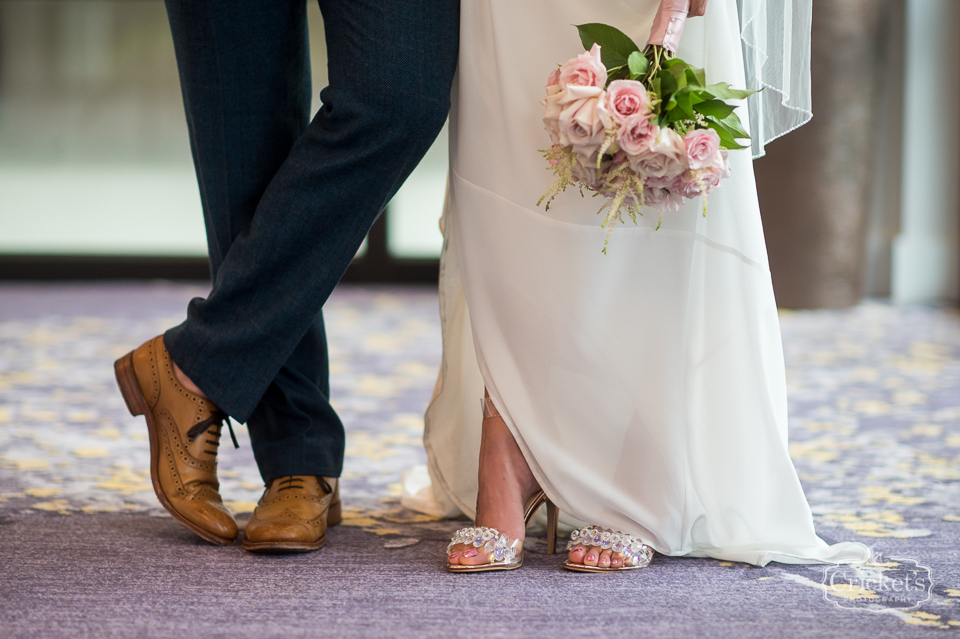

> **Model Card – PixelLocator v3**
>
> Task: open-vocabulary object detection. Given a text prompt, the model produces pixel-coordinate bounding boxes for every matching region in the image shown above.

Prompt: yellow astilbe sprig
[537,145,582,211]
[696,173,709,217]
[595,131,617,170]
[594,163,645,254]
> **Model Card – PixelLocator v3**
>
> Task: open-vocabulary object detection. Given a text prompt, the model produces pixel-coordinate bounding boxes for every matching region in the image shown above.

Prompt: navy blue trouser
[161,0,459,483]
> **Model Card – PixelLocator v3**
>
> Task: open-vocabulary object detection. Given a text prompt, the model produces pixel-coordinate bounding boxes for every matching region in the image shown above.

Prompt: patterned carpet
[0,282,958,637]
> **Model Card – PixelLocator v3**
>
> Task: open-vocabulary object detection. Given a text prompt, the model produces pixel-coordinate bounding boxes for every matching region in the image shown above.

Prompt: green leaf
[667,105,690,124]
[577,23,640,69]
[605,63,629,82]
[657,69,679,96]
[627,51,649,79]
[650,76,663,102]
[666,65,689,91]
[662,58,688,70]
[694,99,735,119]
[671,89,699,122]
[705,118,749,150]
[684,67,706,88]
[702,82,756,100]
[718,112,751,139]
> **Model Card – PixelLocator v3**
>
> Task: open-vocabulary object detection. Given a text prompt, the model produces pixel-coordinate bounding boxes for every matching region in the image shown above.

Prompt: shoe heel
[114,352,147,417]
[546,499,559,555]
[327,499,342,527]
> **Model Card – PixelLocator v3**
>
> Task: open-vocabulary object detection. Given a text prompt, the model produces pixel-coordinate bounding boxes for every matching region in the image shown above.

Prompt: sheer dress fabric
[407,0,869,566]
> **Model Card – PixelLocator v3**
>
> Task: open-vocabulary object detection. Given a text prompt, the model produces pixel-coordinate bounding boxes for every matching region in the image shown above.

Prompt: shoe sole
[562,560,648,572]
[447,549,525,573]
[115,351,236,547]
[241,534,327,554]
[447,559,524,573]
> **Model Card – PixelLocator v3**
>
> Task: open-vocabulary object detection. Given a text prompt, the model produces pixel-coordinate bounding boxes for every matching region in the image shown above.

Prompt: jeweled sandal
[564,526,654,572]
[446,489,557,573]
[445,394,560,573]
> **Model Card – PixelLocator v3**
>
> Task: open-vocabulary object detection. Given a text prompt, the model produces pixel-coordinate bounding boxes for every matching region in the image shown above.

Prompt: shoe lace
[186,410,239,456]
[270,477,334,495]
[278,476,305,492]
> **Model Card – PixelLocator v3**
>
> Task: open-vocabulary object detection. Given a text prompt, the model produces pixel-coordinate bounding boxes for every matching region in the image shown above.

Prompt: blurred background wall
[0,0,446,280]
[755,0,960,307]
[0,0,957,306]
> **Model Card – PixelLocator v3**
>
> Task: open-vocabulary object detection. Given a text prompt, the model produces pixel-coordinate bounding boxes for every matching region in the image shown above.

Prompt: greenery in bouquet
[538,23,756,252]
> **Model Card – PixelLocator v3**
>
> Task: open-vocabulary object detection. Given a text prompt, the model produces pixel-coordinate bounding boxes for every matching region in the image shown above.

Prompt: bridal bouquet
[539,23,755,252]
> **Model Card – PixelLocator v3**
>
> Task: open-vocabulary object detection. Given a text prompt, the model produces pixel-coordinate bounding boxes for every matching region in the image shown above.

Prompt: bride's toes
[457,545,488,566]
[447,543,465,565]
[610,551,625,568]
[567,545,587,565]
[597,549,613,568]
[582,546,601,567]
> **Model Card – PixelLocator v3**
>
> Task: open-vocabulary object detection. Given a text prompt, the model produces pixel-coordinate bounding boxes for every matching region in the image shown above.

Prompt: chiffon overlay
[403,0,870,566]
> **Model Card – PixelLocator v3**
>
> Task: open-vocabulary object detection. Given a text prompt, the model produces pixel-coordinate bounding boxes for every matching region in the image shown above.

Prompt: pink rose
[559,44,608,89]
[677,150,730,197]
[719,150,731,179]
[629,127,688,179]
[542,85,568,144]
[683,129,721,170]
[573,158,611,190]
[661,189,686,211]
[557,86,610,161]
[546,68,561,90]
[643,186,685,212]
[606,80,650,123]
[644,174,681,190]
[618,115,657,157]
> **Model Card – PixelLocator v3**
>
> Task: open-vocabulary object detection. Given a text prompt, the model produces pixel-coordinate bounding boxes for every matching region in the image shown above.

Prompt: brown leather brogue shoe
[114,335,239,545]
[242,476,341,553]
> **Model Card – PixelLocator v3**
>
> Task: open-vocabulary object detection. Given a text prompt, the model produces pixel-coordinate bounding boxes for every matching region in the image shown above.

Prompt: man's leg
[163,0,459,448]
[162,0,344,484]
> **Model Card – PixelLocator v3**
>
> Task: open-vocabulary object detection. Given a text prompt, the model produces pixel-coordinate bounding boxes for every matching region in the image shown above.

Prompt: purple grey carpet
[0,283,958,638]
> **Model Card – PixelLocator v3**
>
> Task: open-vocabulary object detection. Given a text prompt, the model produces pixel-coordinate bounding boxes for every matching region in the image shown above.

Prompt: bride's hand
[647,0,708,52]
[689,0,708,17]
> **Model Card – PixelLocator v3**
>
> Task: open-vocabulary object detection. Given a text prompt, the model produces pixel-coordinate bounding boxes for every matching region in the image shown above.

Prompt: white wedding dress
[403,0,870,566]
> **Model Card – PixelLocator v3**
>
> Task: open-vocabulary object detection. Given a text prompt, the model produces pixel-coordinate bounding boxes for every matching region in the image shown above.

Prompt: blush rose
[559,44,607,89]
[677,150,730,197]
[557,86,611,161]
[542,84,567,144]
[618,116,657,157]
[629,127,688,179]
[606,80,650,123]
[683,128,721,170]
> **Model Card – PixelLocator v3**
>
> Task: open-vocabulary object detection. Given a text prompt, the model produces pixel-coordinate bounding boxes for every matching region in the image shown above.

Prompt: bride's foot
[447,399,542,567]
[565,526,654,571]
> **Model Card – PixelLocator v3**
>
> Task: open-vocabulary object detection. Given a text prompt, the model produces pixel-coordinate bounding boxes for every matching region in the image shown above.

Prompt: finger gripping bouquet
[538,24,755,253]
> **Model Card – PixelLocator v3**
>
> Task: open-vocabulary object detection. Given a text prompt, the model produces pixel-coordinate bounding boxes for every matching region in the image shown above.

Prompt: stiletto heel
[546,499,559,555]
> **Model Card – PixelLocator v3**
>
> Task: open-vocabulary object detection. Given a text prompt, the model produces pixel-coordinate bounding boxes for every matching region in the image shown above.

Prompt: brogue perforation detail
[158,411,217,473]
[144,341,161,408]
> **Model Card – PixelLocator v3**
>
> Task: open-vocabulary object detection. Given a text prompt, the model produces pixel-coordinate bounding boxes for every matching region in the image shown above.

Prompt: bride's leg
[447,391,541,566]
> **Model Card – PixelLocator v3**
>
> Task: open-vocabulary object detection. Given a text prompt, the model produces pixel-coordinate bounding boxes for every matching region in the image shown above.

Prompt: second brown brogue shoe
[114,335,239,545]
[242,476,341,553]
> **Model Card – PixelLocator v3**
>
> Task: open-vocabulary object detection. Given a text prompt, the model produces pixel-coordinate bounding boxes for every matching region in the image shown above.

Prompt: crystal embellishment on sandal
[568,526,654,568]
[448,526,522,566]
